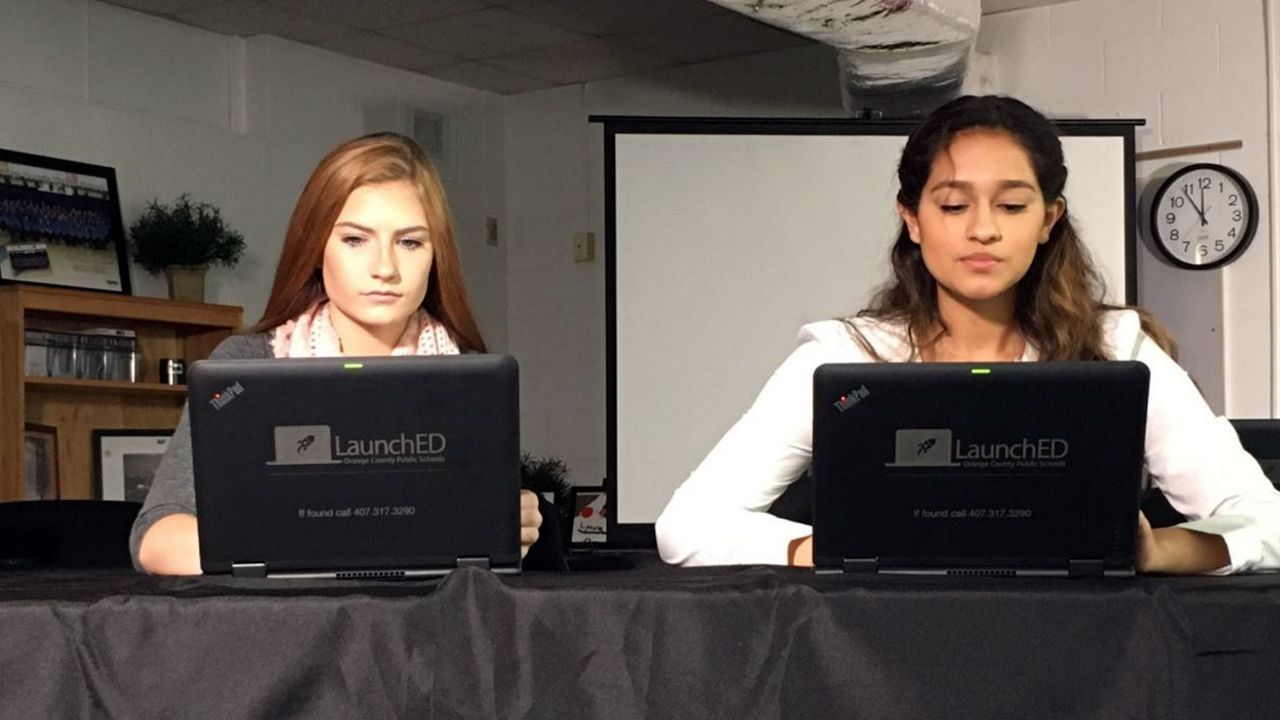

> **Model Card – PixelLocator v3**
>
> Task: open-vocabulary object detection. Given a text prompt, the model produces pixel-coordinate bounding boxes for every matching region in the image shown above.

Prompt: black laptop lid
[189,354,520,576]
[812,361,1149,576]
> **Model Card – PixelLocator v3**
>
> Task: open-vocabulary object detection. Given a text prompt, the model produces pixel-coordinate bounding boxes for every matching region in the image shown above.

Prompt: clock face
[1150,163,1258,269]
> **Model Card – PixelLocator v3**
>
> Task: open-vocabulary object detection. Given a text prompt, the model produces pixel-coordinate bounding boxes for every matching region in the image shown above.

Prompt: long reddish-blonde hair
[251,132,486,352]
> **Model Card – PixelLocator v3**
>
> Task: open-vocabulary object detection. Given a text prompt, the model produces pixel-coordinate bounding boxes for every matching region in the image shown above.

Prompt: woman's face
[322,180,433,344]
[899,130,1064,308]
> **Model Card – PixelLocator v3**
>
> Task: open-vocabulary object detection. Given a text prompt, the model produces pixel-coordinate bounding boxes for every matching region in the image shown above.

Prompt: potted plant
[520,452,574,534]
[128,194,245,302]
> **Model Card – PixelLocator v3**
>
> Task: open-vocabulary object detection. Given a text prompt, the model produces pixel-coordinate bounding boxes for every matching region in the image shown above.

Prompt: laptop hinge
[1068,559,1104,578]
[455,556,490,570]
[842,557,878,574]
[231,562,267,578]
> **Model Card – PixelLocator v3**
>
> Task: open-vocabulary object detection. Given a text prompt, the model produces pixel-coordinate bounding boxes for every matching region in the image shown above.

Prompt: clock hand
[1200,184,1208,226]
[1182,188,1208,225]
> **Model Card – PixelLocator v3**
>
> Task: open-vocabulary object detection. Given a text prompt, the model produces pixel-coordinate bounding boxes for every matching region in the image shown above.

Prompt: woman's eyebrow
[929,179,1037,192]
[332,221,430,235]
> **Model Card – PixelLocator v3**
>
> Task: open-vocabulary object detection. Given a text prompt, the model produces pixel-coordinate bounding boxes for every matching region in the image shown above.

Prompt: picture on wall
[93,429,171,503]
[0,147,131,294]
[571,487,608,544]
[24,423,59,500]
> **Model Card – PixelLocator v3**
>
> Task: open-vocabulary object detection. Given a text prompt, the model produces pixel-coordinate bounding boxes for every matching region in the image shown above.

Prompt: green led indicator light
[971,368,991,375]
[343,362,364,369]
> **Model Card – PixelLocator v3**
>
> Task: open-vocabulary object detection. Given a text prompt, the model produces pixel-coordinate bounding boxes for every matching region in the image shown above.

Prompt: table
[1,556,1277,719]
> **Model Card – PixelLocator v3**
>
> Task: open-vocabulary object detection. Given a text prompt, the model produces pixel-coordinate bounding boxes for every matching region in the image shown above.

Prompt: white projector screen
[601,117,1138,545]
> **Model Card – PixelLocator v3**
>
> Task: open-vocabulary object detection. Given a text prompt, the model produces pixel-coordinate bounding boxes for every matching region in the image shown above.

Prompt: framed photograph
[0,147,131,294]
[93,429,171,502]
[24,423,59,500]
[571,486,607,544]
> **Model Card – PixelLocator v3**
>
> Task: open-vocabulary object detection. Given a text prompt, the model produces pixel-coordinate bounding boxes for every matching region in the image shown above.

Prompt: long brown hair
[852,95,1175,361]
[251,132,486,352]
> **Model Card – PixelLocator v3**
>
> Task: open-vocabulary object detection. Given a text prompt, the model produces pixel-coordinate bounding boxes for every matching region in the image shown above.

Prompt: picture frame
[24,422,59,500]
[0,147,131,294]
[571,486,607,544]
[92,429,171,502]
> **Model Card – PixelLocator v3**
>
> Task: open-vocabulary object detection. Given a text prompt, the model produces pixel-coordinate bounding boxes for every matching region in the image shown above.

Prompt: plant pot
[165,265,207,303]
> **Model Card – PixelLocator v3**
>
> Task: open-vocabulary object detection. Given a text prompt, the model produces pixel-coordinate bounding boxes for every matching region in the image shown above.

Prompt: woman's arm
[1135,512,1230,574]
[656,338,836,566]
[1134,316,1280,573]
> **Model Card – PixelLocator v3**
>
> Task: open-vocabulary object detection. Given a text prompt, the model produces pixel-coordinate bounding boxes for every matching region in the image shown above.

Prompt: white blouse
[655,310,1280,573]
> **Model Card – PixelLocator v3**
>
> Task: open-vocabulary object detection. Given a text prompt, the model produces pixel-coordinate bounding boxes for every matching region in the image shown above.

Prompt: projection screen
[600,117,1138,546]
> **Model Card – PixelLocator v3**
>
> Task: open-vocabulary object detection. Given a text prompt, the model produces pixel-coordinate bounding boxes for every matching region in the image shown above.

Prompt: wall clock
[1148,163,1258,269]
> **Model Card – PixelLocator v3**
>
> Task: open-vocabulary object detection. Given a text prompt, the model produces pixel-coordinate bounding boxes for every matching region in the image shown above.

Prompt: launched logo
[834,385,870,412]
[266,426,449,467]
[270,425,336,465]
[207,381,245,410]
[889,429,957,467]
[886,428,1070,468]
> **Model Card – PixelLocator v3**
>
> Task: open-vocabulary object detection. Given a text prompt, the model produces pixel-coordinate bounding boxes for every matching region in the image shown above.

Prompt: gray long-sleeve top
[129,333,271,568]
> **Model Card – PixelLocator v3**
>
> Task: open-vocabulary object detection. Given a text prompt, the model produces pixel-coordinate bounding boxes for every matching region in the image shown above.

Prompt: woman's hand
[520,489,542,559]
[137,513,202,575]
[788,534,814,567]
[1135,511,1231,574]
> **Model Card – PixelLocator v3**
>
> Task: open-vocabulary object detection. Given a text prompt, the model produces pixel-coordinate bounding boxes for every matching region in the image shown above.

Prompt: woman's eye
[341,235,366,246]
[1000,204,1027,213]
[399,237,426,249]
[940,204,967,214]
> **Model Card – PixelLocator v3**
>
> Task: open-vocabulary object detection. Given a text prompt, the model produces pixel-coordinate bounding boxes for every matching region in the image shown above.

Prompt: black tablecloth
[2,556,1278,719]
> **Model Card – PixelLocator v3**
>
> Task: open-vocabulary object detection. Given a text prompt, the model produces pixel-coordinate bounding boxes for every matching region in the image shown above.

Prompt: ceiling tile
[99,0,220,15]
[622,10,810,65]
[317,32,460,73]
[504,0,720,36]
[267,0,485,30]
[488,39,676,84]
[176,1,353,43]
[381,8,589,59]
[424,61,557,94]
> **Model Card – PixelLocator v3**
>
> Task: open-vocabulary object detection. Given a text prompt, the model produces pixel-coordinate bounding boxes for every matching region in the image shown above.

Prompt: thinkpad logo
[834,384,870,412]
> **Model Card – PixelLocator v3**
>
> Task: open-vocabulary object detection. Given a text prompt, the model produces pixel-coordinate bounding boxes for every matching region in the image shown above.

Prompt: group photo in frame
[93,429,170,503]
[0,147,131,294]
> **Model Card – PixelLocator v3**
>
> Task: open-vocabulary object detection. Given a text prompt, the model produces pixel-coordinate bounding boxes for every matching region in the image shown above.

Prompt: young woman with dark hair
[655,95,1280,574]
[132,133,541,575]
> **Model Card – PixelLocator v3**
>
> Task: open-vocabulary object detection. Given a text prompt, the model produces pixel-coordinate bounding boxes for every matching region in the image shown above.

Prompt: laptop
[188,354,521,578]
[812,361,1149,578]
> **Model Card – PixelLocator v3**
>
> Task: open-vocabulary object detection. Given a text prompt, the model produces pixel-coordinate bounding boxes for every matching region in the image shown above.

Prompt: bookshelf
[1,285,243,500]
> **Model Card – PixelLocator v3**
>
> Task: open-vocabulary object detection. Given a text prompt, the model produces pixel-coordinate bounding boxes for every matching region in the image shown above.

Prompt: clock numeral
[1182,241,1190,253]
[1170,196,1185,209]
[1233,209,1243,221]
[1170,228,1180,241]
[1229,227,1237,238]
[1165,212,1176,224]
[1229,194,1239,206]
[1197,244,1209,258]
[1215,239,1226,252]
[1199,177,1212,190]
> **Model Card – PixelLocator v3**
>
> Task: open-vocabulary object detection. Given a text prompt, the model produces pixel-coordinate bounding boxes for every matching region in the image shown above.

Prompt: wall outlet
[573,232,596,263]
[485,217,498,246]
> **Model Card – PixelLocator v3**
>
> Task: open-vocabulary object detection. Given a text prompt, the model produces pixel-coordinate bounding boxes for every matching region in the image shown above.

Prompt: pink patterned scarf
[270,301,460,358]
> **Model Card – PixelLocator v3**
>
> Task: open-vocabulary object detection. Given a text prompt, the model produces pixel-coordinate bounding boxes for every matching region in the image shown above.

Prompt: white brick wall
[981,0,1271,416]
[504,0,1277,485]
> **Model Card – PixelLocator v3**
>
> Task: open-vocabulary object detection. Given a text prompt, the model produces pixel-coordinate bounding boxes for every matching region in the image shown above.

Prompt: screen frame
[596,115,1141,549]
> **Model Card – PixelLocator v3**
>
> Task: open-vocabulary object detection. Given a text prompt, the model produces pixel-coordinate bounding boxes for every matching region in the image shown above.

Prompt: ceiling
[99,0,1078,96]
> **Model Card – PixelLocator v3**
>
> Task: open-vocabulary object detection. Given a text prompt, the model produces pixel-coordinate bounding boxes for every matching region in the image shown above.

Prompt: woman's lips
[363,291,402,303]
[961,254,999,270]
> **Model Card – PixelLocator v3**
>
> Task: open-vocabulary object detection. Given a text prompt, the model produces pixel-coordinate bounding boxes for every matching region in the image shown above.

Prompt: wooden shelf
[8,284,241,328]
[2,285,243,500]
[26,376,189,397]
